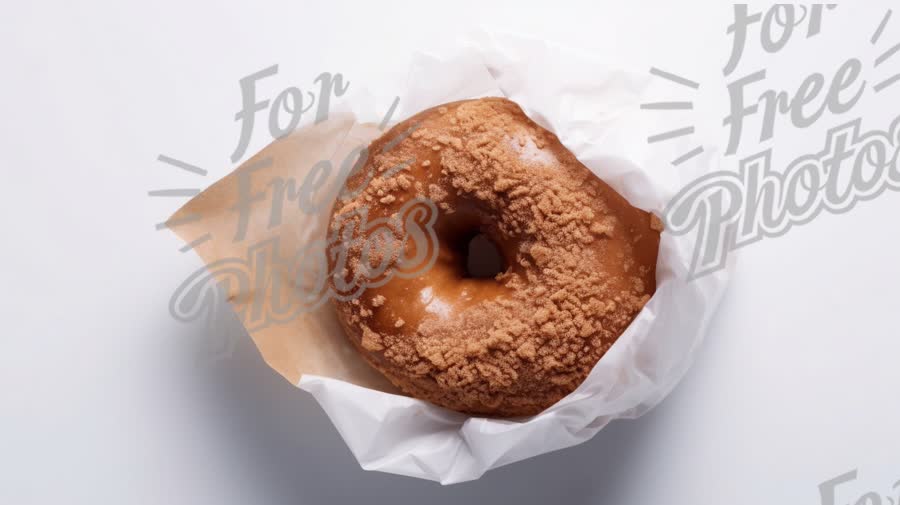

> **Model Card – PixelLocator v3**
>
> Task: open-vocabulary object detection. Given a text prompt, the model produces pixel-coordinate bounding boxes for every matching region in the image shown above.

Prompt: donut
[327,97,661,417]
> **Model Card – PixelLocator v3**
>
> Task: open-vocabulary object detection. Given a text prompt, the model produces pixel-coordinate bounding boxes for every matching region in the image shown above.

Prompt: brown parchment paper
[168,114,398,393]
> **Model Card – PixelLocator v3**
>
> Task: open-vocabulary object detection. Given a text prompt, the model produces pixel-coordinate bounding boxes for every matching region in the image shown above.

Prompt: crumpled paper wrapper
[168,32,731,484]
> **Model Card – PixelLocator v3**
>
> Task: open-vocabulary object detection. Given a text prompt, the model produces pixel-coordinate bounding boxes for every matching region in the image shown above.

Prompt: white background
[2,1,899,504]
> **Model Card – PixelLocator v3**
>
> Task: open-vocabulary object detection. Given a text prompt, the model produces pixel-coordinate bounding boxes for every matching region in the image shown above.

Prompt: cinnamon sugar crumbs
[361,326,384,351]
[331,97,659,416]
[650,214,665,232]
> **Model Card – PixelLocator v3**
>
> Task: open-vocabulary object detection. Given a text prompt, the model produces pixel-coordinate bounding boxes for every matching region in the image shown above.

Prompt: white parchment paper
[291,32,731,484]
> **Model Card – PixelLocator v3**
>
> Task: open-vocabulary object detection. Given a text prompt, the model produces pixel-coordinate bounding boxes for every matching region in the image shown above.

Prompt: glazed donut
[328,97,661,417]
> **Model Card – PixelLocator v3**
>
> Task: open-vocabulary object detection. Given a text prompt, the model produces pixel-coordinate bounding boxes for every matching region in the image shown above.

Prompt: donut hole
[464,233,506,279]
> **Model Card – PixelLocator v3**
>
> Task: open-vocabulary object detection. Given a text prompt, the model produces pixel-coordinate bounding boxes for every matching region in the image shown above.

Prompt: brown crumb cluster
[329,98,661,417]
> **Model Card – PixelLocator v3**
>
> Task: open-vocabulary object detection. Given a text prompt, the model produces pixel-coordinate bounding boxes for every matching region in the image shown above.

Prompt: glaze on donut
[328,97,661,417]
